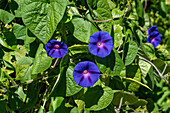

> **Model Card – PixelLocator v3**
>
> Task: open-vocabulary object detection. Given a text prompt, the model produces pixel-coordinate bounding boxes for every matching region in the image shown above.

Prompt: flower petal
[148,25,158,35]
[146,31,161,48]
[88,44,98,56]
[87,62,100,73]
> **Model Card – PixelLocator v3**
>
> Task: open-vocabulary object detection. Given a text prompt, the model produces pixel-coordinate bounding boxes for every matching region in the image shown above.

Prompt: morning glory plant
[147,26,161,48]
[46,40,68,58]
[73,61,100,87]
[88,31,113,57]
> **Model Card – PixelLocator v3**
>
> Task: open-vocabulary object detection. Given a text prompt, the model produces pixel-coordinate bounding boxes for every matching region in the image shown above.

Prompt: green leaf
[15,64,30,82]
[13,24,26,40]
[125,65,142,92]
[87,0,109,10]
[148,67,154,89]
[66,64,82,97]
[32,52,52,74]
[22,0,67,44]
[14,0,24,17]
[112,90,138,105]
[84,86,113,111]
[16,56,33,65]
[123,41,138,66]
[0,36,15,50]
[153,59,168,74]
[139,59,154,89]
[112,8,124,19]
[87,0,112,34]
[139,59,151,77]
[49,97,64,112]
[113,24,123,48]
[0,9,15,24]
[49,97,69,113]
[161,0,167,14]
[107,0,116,10]
[146,98,154,112]
[94,8,112,34]
[95,48,124,76]
[71,17,98,43]
[109,76,125,90]
[135,0,144,18]
[144,43,157,60]
[38,106,44,113]
[70,107,79,113]
[74,99,85,113]
[32,44,52,74]
[133,99,148,108]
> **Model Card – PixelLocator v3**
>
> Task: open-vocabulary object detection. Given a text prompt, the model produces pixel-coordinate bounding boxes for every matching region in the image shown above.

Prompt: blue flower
[46,40,68,58]
[147,31,161,48]
[73,61,100,87]
[88,31,113,58]
[148,25,158,35]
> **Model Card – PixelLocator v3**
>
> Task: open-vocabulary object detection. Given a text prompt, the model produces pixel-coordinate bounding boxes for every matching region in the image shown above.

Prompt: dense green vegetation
[0,0,169,113]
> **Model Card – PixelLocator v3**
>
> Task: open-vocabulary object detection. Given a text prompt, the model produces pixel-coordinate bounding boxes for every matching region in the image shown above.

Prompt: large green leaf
[71,17,98,43]
[22,0,67,44]
[123,41,138,66]
[0,9,15,24]
[95,48,124,76]
[84,86,113,111]
[66,64,82,97]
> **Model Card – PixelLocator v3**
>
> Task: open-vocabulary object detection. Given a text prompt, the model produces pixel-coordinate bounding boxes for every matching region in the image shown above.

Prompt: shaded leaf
[124,41,138,66]
[112,90,138,105]
[85,86,113,111]
[95,48,124,76]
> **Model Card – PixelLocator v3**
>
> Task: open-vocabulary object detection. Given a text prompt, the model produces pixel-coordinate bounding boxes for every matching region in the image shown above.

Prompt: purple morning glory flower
[73,61,100,87]
[46,40,68,58]
[148,25,158,35]
[147,31,161,48]
[88,31,113,58]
